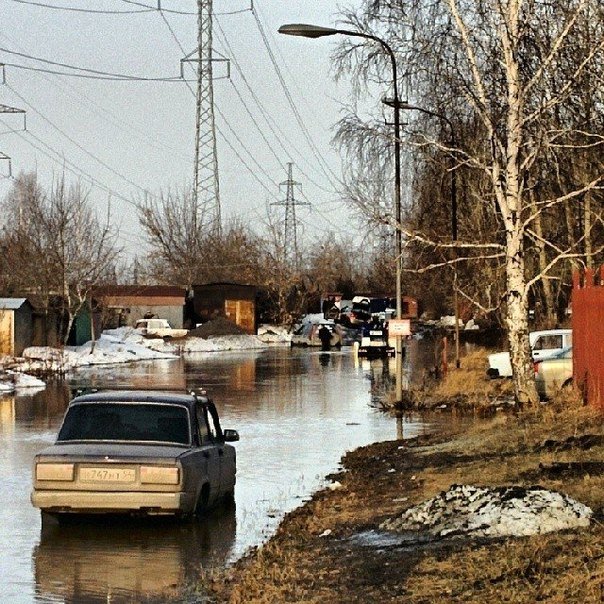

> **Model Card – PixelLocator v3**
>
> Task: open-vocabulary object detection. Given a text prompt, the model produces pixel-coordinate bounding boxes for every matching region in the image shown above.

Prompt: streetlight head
[278,24,339,39]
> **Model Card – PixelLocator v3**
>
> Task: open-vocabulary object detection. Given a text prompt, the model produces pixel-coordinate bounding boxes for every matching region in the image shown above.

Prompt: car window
[206,404,224,441]
[57,403,191,445]
[533,335,563,350]
[196,404,210,443]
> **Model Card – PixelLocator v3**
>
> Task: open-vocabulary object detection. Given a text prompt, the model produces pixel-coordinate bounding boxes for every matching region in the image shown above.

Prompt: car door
[205,402,235,496]
[196,403,221,505]
[532,333,564,362]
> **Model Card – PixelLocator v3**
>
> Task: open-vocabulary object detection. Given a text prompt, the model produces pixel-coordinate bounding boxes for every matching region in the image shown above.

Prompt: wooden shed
[0,298,34,356]
[93,285,187,329]
[192,283,257,334]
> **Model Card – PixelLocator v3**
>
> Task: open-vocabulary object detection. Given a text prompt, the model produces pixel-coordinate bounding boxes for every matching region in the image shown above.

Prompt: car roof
[69,390,201,412]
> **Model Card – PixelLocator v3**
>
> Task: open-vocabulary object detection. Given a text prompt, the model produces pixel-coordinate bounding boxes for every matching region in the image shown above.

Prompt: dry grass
[207,402,604,603]
[431,347,514,404]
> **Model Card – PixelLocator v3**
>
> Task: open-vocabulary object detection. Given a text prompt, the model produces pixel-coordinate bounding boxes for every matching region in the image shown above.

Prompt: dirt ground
[205,379,604,602]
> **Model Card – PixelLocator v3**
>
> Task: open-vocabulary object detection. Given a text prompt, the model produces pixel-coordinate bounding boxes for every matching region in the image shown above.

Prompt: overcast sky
[0,1,365,262]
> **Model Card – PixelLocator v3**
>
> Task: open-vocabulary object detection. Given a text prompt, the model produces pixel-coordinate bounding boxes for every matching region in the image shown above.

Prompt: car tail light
[140,466,180,485]
[36,463,75,481]
[533,361,541,375]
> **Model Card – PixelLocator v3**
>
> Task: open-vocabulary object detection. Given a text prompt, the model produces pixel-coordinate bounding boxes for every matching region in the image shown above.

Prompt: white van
[487,329,572,378]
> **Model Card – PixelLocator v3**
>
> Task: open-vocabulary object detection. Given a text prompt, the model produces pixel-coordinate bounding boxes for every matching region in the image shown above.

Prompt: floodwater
[0,343,437,603]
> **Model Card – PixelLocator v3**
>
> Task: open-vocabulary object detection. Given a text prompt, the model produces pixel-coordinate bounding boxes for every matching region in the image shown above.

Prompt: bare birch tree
[1,172,120,343]
[335,0,604,404]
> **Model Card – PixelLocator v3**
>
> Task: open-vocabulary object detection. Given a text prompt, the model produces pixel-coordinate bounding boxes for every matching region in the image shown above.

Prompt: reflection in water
[34,505,236,603]
[0,347,437,603]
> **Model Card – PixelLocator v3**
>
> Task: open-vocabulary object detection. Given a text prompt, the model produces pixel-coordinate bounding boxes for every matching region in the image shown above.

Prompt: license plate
[370,330,383,336]
[80,466,136,483]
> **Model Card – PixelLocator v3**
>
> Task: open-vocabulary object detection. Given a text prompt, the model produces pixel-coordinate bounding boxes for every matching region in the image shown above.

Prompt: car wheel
[561,378,573,391]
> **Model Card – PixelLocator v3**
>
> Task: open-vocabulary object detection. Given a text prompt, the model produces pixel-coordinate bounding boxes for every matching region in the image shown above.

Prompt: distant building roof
[94,285,186,298]
[0,298,28,310]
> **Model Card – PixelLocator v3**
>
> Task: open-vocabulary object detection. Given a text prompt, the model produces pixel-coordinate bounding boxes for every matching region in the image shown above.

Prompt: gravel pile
[187,317,248,338]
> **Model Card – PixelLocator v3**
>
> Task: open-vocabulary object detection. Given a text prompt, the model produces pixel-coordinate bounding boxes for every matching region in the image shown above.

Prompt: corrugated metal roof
[0,298,27,310]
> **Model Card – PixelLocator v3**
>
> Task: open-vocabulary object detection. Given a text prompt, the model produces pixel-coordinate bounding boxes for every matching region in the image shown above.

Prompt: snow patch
[381,484,591,539]
[256,324,292,344]
[181,335,268,353]
[22,332,178,371]
[0,370,46,391]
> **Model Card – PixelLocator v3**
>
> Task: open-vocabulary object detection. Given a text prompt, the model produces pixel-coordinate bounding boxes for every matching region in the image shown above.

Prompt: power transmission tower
[272,162,309,269]
[191,0,221,235]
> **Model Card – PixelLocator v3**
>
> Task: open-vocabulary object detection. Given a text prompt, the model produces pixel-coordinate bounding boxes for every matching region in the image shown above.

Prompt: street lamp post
[398,103,461,369]
[279,23,406,403]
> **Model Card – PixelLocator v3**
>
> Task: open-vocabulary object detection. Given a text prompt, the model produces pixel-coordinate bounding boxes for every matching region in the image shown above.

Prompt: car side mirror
[223,429,240,442]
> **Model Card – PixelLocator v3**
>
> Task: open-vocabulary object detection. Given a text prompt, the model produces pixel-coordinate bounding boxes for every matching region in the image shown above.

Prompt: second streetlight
[279,23,407,403]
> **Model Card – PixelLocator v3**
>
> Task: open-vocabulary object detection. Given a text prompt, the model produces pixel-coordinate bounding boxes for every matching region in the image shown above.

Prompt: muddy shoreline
[206,402,603,603]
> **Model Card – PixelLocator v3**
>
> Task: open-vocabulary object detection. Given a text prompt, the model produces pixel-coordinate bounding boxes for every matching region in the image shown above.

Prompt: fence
[572,268,604,410]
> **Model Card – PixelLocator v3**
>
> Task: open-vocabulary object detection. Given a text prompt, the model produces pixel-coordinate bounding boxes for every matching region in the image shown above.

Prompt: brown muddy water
[0,343,440,603]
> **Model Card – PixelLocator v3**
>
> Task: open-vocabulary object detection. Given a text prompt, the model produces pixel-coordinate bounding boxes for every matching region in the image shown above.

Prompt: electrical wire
[251,6,342,189]
[7,84,155,199]
[121,0,251,17]
[157,7,282,201]
[213,16,335,194]
[3,63,191,81]
[251,3,342,190]
[0,31,192,167]
[7,0,154,13]
[1,116,138,209]
[0,47,186,81]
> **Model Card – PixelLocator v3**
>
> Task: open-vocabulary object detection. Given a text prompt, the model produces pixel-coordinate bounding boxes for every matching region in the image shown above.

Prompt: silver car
[31,390,239,520]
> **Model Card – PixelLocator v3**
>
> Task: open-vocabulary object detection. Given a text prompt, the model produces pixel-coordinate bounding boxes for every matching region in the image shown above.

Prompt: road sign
[388,319,411,337]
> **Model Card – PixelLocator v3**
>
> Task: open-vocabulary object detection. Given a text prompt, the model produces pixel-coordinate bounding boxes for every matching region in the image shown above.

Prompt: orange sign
[388,319,411,337]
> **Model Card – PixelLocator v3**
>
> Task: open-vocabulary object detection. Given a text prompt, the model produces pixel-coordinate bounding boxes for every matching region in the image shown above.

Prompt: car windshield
[57,402,191,445]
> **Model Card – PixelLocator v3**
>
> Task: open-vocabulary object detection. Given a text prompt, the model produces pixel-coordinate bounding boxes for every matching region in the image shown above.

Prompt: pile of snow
[16,325,270,374]
[105,326,268,353]
[257,324,291,344]
[0,371,46,391]
[181,335,268,353]
[381,484,591,539]
[23,332,178,371]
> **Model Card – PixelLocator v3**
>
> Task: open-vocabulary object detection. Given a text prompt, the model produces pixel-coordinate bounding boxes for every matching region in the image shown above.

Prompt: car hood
[34,442,189,463]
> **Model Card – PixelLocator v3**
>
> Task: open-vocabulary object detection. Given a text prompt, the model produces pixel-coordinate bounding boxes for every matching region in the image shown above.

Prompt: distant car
[357,320,394,358]
[31,390,239,520]
[487,329,572,378]
[135,319,188,339]
[534,346,573,399]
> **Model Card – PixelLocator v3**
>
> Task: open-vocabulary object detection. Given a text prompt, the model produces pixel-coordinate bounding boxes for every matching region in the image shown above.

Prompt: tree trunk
[505,229,539,406]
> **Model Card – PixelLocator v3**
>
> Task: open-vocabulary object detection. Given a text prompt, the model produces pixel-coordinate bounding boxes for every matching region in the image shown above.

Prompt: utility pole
[272,162,309,269]
[192,0,221,235]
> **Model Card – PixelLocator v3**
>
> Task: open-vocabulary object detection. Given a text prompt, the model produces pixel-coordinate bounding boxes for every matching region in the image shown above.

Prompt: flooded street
[0,345,433,603]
